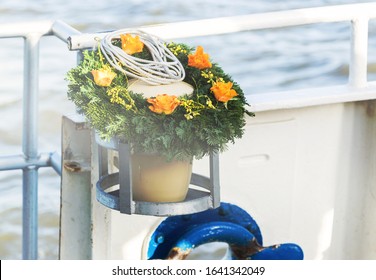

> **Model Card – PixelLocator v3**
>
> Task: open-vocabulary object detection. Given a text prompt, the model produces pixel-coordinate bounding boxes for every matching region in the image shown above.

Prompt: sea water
[0,0,375,259]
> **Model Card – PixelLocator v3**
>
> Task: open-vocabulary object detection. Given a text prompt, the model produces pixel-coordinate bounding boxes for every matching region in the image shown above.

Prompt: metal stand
[95,134,220,216]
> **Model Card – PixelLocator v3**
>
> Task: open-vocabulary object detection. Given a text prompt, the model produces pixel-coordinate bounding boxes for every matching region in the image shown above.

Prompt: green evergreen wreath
[66,32,254,161]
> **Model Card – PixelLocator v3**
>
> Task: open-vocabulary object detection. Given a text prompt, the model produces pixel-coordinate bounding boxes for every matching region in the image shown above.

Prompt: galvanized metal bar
[210,152,220,208]
[23,34,40,160]
[0,155,28,171]
[22,33,41,260]
[67,3,376,50]
[22,166,38,260]
[0,20,53,39]
[51,20,81,43]
[118,142,133,214]
[48,152,62,176]
[349,18,369,88]
[0,153,51,171]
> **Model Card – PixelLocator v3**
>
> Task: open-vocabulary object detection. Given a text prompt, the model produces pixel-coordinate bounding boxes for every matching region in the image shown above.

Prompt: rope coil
[100,30,185,85]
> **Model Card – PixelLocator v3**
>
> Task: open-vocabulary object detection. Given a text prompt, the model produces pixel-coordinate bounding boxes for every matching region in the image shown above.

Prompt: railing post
[349,18,369,88]
[22,33,41,260]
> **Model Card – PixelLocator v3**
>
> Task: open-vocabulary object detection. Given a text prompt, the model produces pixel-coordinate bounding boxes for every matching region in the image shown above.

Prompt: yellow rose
[91,68,116,87]
[120,34,144,55]
[188,46,212,70]
[147,94,180,115]
[210,81,238,103]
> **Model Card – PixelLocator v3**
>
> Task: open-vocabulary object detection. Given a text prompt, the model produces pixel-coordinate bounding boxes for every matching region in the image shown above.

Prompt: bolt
[63,161,81,172]
[155,234,164,244]
[218,205,229,216]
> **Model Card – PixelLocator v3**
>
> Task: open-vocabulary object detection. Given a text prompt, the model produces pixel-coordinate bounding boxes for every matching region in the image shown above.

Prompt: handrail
[0,19,80,260]
[1,2,376,259]
[0,20,80,41]
[67,3,376,49]
[66,3,375,89]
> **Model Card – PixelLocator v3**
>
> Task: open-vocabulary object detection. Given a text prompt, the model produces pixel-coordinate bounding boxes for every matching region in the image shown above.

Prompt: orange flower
[120,34,144,55]
[147,94,180,115]
[188,46,212,70]
[91,68,116,87]
[210,81,238,103]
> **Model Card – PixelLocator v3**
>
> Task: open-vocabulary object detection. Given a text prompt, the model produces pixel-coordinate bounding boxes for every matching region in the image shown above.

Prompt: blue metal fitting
[147,202,303,260]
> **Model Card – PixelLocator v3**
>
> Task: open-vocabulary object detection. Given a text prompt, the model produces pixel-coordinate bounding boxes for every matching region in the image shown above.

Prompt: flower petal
[91,69,116,87]
[188,46,212,70]
[120,34,144,55]
[147,94,180,115]
[210,81,238,103]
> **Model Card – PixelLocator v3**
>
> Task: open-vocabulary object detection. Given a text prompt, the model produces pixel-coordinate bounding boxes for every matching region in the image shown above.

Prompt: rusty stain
[63,161,82,172]
[166,247,191,260]
[230,237,265,260]
[231,239,285,259]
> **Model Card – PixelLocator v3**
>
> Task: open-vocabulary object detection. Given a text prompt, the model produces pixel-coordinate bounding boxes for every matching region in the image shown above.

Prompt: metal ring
[96,172,216,216]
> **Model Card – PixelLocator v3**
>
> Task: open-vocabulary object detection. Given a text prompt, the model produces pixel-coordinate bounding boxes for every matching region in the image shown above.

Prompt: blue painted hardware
[147,202,303,260]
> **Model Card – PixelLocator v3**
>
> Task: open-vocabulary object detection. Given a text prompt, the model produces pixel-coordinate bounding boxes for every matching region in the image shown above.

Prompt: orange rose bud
[147,94,180,115]
[120,34,144,55]
[210,81,238,103]
[188,46,212,70]
[91,68,116,87]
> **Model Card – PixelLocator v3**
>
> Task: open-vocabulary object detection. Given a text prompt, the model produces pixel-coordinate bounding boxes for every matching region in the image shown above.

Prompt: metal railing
[0,20,80,259]
[1,2,376,259]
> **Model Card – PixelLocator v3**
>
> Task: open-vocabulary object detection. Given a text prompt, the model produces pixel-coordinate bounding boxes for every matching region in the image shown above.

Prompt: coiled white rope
[100,30,185,85]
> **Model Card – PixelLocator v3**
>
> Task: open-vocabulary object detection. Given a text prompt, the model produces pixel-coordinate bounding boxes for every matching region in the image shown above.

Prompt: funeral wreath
[66,30,254,162]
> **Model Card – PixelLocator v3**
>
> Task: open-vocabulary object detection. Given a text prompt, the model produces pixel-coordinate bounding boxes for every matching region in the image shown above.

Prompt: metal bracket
[95,136,221,216]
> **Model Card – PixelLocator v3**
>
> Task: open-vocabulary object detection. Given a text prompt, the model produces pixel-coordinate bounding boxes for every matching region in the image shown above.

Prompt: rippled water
[0,0,375,259]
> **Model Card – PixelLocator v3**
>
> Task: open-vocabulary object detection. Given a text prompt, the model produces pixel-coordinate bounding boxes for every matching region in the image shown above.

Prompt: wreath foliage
[66,33,254,161]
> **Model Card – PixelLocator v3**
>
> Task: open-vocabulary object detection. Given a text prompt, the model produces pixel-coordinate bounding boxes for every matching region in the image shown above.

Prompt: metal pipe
[210,152,220,208]
[0,20,81,41]
[0,20,53,39]
[22,166,38,260]
[67,3,376,50]
[118,142,133,214]
[349,18,369,88]
[23,34,40,160]
[49,152,62,176]
[0,153,51,171]
[51,20,81,44]
[0,155,31,171]
[22,33,41,260]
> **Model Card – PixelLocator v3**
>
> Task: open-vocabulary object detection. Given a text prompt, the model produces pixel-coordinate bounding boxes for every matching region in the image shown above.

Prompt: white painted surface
[91,97,376,260]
